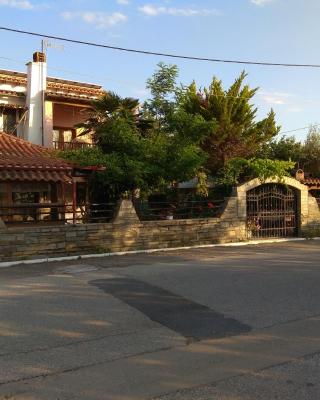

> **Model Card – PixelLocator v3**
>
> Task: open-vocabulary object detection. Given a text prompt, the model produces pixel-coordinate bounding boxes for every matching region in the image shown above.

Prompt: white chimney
[25,52,47,146]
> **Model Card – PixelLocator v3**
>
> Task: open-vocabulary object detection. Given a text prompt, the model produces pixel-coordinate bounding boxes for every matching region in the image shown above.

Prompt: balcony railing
[53,141,93,150]
[0,202,117,225]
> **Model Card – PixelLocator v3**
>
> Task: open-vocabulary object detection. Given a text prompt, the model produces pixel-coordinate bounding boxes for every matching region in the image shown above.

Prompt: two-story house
[0,52,106,226]
[0,51,104,149]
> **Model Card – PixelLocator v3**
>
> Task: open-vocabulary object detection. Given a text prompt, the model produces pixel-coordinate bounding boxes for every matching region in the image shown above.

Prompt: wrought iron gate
[246,184,298,238]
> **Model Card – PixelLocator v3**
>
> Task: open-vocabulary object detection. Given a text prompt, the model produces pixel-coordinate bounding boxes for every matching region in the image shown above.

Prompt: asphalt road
[0,240,319,400]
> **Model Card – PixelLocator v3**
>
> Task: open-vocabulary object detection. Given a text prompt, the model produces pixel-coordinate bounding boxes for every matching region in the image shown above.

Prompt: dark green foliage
[218,157,296,185]
[144,62,179,129]
[180,71,280,172]
[257,126,320,177]
[77,92,152,138]
[59,64,289,201]
[303,124,320,176]
[62,87,209,199]
[257,135,303,162]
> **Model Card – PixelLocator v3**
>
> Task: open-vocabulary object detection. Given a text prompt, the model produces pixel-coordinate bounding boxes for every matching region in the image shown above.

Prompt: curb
[0,237,319,269]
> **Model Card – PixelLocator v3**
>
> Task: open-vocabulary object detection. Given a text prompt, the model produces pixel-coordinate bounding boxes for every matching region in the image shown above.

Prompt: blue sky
[0,0,319,141]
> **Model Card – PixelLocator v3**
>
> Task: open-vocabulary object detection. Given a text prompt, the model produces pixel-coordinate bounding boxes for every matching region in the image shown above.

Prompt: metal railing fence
[0,202,117,225]
[134,199,226,221]
[52,141,93,150]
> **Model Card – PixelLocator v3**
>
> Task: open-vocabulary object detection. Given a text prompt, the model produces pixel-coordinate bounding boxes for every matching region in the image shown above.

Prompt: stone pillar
[113,199,140,225]
[111,200,141,251]
[220,197,239,219]
[0,218,6,230]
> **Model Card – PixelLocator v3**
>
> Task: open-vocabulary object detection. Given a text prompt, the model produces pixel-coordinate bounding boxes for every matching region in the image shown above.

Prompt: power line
[0,51,318,137]
[280,124,320,135]
[2,56,320,110]
[280,126,311,134]
[1,26,320,69]
[0,55,143,89]
[2,55,320,107]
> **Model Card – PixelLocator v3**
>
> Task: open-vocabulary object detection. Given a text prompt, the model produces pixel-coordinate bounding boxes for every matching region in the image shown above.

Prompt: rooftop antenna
[41,39,64,54]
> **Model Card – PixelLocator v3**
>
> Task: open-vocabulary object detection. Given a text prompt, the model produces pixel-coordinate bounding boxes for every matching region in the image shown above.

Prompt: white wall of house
[0,83,25,95]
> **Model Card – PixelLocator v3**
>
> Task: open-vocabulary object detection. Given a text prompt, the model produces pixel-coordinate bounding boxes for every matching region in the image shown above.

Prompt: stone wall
[0,198,246,262]
[1,178,319,263]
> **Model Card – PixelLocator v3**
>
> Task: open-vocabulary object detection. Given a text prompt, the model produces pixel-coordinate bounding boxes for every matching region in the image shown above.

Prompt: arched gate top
[237,176,308,195]
[236,176,309,220]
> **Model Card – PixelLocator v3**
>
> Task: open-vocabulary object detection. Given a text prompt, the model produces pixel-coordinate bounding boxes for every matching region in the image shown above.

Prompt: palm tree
[77,92,152,139]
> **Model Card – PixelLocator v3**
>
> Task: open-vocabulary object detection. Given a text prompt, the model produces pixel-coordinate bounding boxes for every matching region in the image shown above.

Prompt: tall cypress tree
[180,71,280,173]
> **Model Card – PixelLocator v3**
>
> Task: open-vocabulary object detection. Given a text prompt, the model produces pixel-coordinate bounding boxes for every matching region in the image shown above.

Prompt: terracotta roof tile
[46,91,99,103]
[302,178,320,186]
[0,103,25,109]
[0,89,25,97]
[0,68,104,106]
[0,132,74,182]
[0,169,72,182]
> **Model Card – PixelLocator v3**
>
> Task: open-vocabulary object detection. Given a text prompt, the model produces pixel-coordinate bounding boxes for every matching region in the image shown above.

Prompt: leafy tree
[249,158,296,182]
[62,92,157,199]
[302,124,320,175]
[257,135,303,162]
[144,62,179,129]
[62,90,210,199]
[180,71,280,173]
[143,62,215,142]
[218,157,295,186]
[143,64,282,182]
[142,63,215,193]
[61,65,286,201]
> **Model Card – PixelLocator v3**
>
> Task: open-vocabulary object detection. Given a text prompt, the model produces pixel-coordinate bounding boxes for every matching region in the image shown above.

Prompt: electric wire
[0,56,140,88]
[280,124,320,135]
[0,52,318,137]
[1,26,320,68]
[1,56,320,109]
